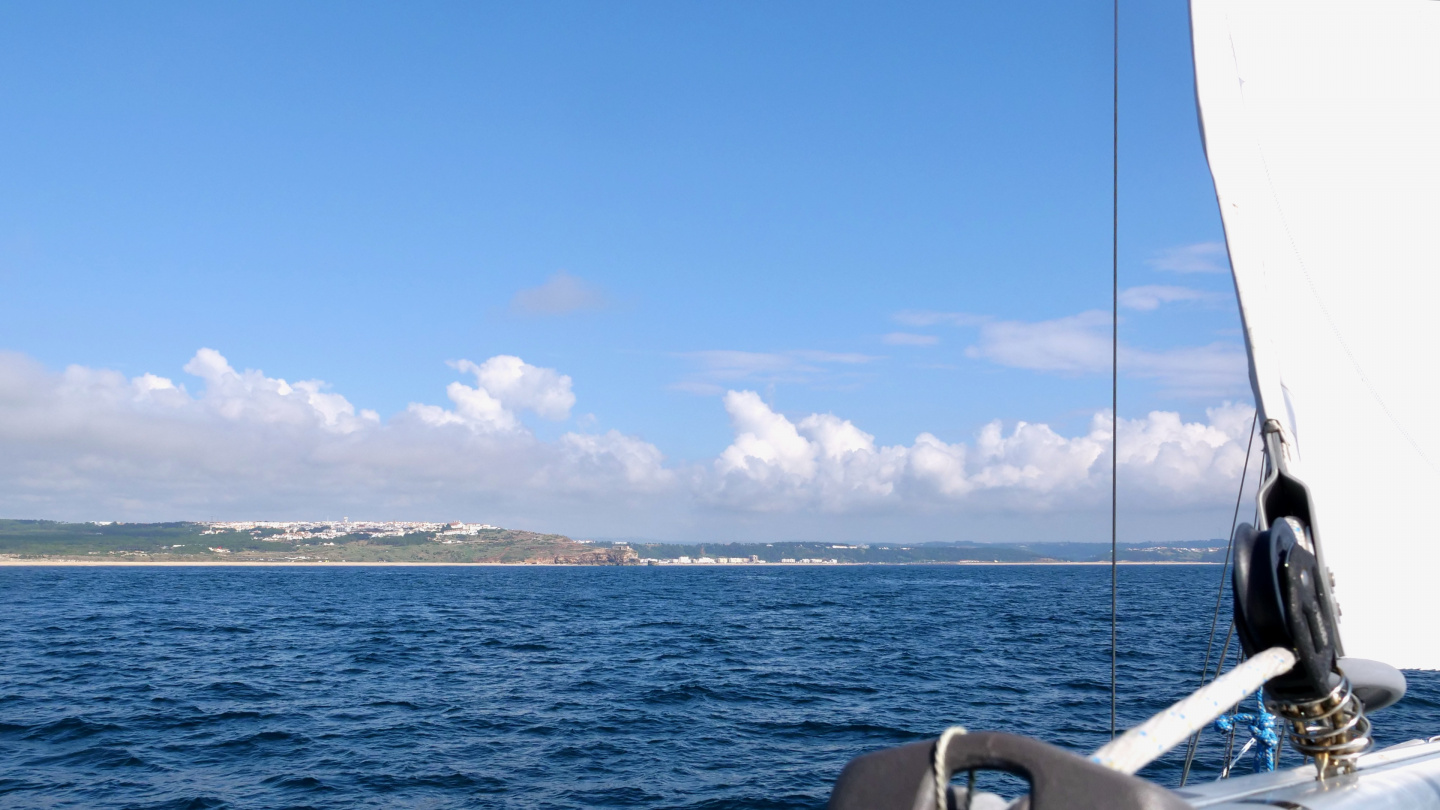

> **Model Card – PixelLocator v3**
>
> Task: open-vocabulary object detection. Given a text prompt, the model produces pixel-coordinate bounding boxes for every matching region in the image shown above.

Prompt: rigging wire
[1178,412,1259,785]
[1109,0,1119,744]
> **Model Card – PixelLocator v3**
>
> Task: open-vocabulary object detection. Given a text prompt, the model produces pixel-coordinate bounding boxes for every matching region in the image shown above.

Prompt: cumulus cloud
[451,356,575,421]
[1148,241,1230,274]
[0,349,1258,539]
[0,349,669,522]
[178,348,380,433]
[963,311,1249,398]
[510,271,607,315]
[882,332,940,346]
[1119,285,1221,311]
[406,356,576,432]
[709,391,1256,513]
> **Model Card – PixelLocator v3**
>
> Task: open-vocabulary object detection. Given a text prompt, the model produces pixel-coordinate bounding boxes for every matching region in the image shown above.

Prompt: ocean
[2,565,1437,809]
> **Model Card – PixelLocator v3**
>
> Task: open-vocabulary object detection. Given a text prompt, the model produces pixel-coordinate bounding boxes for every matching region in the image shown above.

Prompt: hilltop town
[0,519,634,564]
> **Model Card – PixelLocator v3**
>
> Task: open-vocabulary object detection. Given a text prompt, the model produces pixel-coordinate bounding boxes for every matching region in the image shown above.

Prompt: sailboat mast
[1109,0,1119,744]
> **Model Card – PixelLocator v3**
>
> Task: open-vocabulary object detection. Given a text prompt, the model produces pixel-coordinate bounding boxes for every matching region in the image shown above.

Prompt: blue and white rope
[1089,647,1295,774]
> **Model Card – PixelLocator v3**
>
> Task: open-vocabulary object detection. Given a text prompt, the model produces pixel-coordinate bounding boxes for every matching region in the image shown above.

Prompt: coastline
[0,558,1221,567]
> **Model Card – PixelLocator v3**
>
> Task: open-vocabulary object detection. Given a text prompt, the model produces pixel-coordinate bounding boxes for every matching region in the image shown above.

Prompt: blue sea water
[1,565,1437,809]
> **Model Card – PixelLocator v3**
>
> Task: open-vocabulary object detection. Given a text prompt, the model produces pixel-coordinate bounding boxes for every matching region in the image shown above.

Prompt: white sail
[1191,0,1440,670]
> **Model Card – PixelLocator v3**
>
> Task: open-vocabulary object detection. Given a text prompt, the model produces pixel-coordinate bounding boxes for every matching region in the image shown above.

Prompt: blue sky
[0,1,1257,542]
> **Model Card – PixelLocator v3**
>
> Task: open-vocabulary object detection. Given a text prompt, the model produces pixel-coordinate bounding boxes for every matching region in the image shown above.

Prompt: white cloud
[173,347,379,433]
[408,356,575,432]
[1148,241,1230,274]
[718,390,821,479]
[708,391,1256,513]
[409,383,517,432]
[450,356,574,421]
[510,271,607,315]
[963,311,1249,398]
[1119,285,1221,311]
[1118,403,1253,494]
[0,349,668,522]
[0,349,1258,541]
[555,430,671,489]
[882,332,940,346]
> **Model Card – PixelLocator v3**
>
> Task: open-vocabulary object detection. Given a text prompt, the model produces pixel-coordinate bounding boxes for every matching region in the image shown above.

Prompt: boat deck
[1176,738,1440,809]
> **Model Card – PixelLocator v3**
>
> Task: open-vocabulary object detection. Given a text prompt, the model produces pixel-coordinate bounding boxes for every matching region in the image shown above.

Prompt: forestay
[1191,0,1440,670]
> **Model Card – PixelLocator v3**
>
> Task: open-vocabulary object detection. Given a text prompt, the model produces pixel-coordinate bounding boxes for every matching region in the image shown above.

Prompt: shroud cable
[1179,412,1258,785]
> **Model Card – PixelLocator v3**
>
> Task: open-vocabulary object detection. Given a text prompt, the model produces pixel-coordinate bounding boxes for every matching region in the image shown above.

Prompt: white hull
[1178,739,1440,809]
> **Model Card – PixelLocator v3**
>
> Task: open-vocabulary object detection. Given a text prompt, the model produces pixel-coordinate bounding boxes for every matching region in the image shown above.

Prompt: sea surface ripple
[1,565,1437,809]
